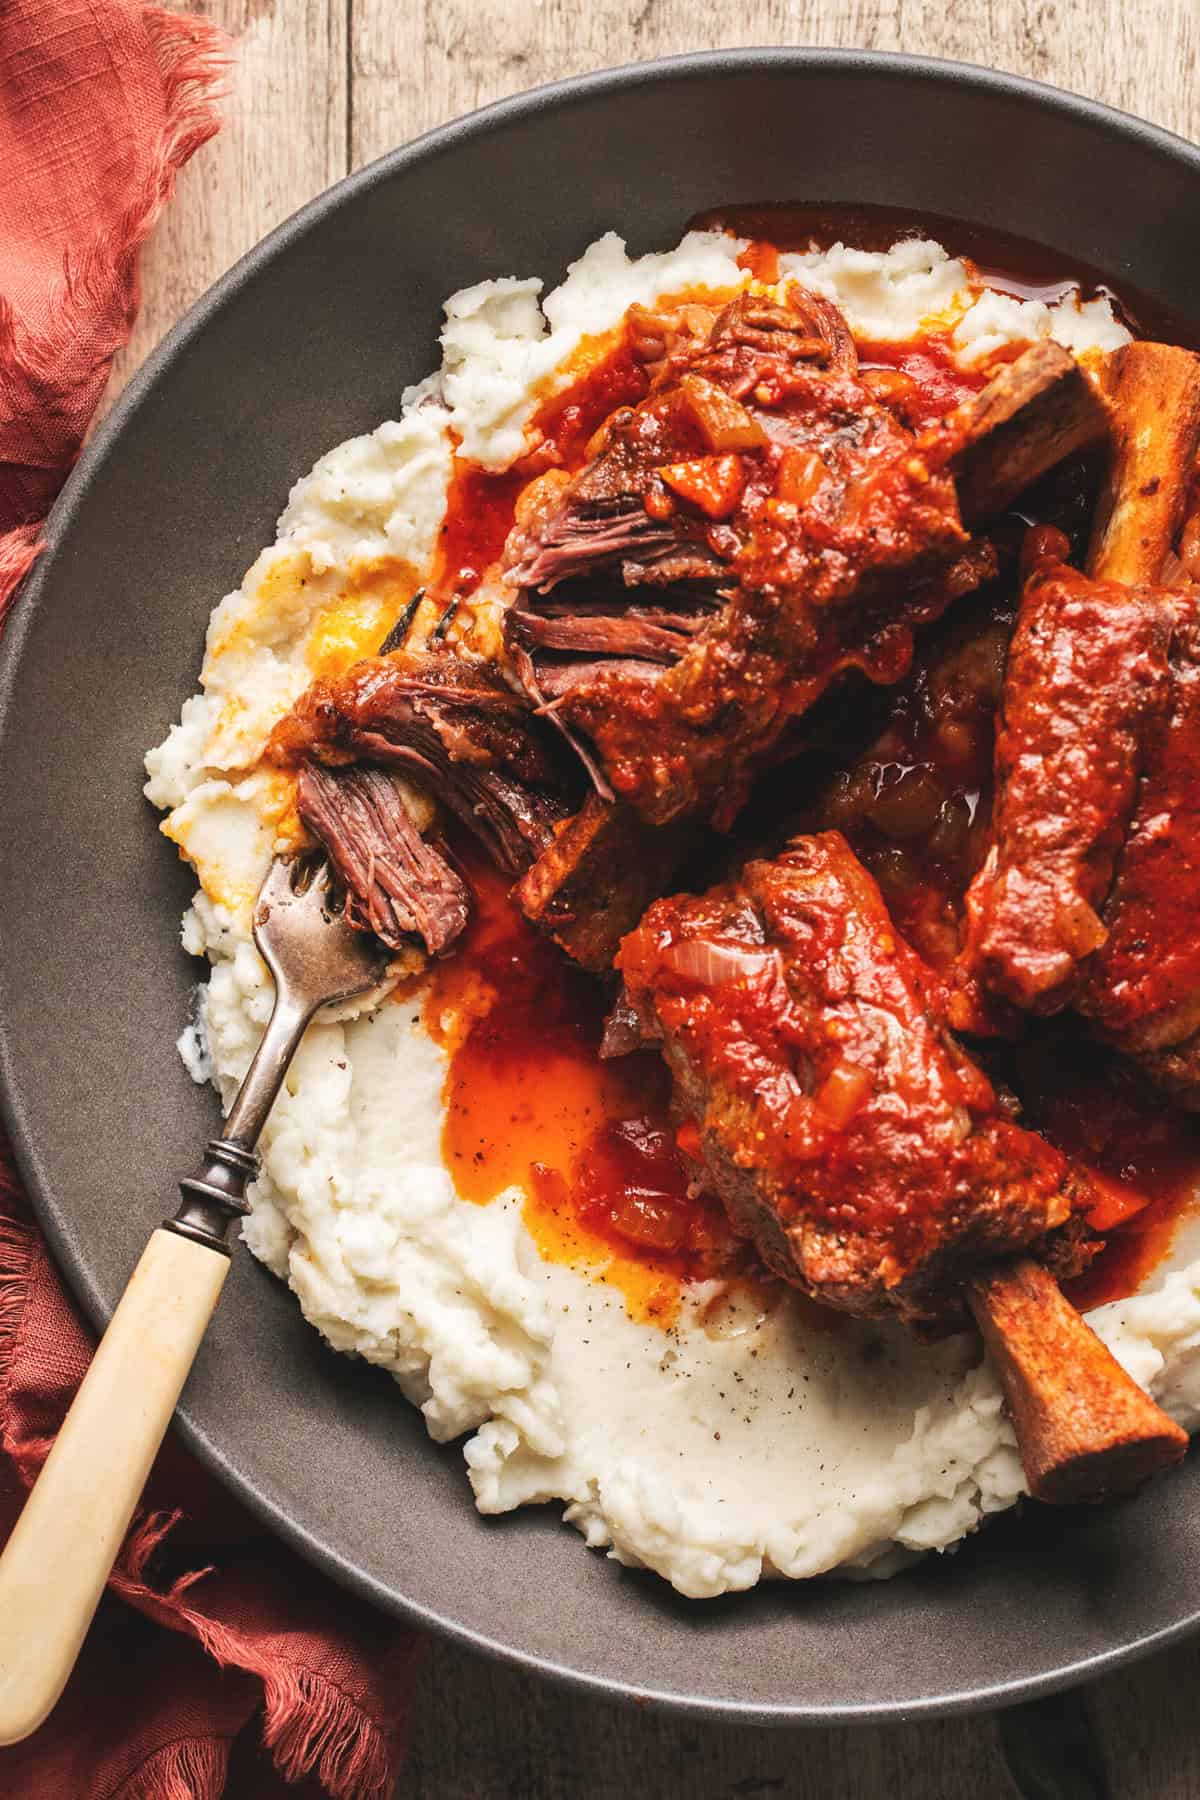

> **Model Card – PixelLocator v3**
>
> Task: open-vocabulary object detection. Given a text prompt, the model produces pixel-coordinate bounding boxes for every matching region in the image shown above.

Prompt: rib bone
[969,1257,1187,1503]
[514,793,697,973]
[955,340,1110,523]
[1088,341,1200,583]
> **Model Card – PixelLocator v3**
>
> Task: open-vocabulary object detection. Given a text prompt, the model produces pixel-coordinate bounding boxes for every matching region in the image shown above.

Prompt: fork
[0,857,389,1745]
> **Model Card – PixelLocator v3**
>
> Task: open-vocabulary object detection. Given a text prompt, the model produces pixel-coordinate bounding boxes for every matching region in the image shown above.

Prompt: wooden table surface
[120,4,1200,1794]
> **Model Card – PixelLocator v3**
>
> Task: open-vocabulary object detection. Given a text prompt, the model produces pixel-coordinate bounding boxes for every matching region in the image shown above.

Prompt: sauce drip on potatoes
[422,848,747,1328]
[409,211,1200,1325]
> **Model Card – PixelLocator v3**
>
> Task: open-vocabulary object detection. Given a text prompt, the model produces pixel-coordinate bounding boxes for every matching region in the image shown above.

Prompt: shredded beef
[271,649,577,875]
[296,760,469,955]
[502,284,986,826]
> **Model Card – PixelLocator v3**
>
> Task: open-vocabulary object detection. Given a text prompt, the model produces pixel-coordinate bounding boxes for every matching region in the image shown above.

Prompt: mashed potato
[146,230,1200,1598]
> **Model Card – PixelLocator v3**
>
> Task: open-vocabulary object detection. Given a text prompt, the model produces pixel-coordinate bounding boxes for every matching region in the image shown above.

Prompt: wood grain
[122,3,1200,1794]
[348,0,1200,166]
[104,0,348,410]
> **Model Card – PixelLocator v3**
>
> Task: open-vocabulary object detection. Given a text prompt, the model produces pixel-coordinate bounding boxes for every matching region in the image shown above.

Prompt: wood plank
[392,1626,1200,1799]
[348,0,1200,168]
[111,3,1200,1796]
[353,6,1200,1791]
[394,1632,1014,1800]
[104,0,348,409]
[1093,1632,1200,1799]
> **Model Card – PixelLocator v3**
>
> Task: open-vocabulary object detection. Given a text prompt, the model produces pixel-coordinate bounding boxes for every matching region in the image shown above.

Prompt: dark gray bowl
[1,49,1198,1722]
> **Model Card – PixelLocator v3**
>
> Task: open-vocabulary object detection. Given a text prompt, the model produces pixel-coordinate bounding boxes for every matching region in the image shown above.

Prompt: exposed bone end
[954,341,1111,524]
[515,793,698,972]
[1088,341,1200,584]
[968,1257,1188,1504]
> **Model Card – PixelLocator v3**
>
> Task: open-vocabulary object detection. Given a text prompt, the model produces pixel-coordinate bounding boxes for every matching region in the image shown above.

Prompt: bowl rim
[4,45,1200,1723]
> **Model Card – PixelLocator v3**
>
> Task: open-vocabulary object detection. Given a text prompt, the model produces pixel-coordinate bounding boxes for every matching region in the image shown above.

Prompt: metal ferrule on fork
[162,853,390,1258]
[167,1138,259,1255]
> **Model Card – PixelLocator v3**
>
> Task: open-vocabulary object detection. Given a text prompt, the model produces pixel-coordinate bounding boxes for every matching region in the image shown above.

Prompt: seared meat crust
[618,831,1095,1326]
[505,288,985,828]
[963,555,1174,1011]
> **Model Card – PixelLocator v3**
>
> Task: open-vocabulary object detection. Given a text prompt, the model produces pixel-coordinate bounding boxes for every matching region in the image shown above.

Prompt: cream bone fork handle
[0,856,389,1746]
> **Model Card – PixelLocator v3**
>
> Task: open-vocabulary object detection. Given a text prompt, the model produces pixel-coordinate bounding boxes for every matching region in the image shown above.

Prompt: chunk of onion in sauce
[776,446,828,507]
[661,940,782,987]
[572,1118,732,1262]
[1083,1167,1153,1233]
[813,1058,874,1129]
[604,1193,690,1251]
[679,373,767,451]
[861,367,920,407]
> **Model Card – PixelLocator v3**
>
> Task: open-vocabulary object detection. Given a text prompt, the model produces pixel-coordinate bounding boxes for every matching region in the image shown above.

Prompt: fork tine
[257,855,297,909]
[308,859,335,903]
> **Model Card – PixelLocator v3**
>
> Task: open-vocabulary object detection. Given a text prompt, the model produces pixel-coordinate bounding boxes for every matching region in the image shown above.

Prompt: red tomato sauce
[690,200,1200,347]
[858,337,989,426]
[430,460,529,600]
[420,847,746,1327]
[430,342,648,601]
[986,1026,1200,1310]
[806,583,1200,1304]
[413,209,1200,1322]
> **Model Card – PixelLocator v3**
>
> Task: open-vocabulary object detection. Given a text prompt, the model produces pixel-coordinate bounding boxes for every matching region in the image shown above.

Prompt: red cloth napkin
[0,5,420,1795]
